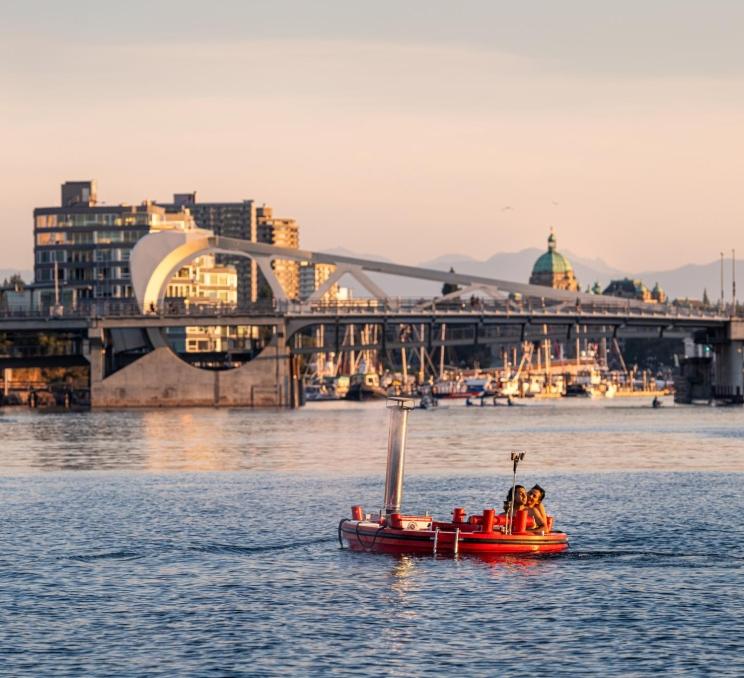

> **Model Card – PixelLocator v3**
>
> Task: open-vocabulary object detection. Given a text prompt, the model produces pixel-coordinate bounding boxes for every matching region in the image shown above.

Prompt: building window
[36,232,66,246]
[35,214,58,228]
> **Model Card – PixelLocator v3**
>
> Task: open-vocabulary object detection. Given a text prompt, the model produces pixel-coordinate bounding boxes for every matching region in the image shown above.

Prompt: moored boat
[345,372,387,401]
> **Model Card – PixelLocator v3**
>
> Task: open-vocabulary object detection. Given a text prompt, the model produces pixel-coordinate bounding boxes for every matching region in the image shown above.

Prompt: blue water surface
[0,403,743,676]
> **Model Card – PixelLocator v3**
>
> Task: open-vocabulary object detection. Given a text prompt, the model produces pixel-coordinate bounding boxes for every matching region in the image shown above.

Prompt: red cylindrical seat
[482,509,495,533]
[512,509,528,533]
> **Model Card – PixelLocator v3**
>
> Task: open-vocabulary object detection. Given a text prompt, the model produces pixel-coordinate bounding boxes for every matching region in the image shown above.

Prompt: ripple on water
[1,406,744,675]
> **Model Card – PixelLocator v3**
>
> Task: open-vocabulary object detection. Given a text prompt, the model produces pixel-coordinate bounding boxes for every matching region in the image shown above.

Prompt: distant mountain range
[324,248,743,301]
[4,252,741,302]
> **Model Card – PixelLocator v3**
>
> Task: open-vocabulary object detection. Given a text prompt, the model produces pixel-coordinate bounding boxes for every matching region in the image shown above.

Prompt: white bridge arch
[131,229,654,314]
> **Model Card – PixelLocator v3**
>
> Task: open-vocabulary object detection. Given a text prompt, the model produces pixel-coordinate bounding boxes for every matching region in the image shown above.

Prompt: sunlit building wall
[162,192,258,308]
[256,205,300,301]
[165,254,237,308]
[299,261,339,302]
[33,181,195,304]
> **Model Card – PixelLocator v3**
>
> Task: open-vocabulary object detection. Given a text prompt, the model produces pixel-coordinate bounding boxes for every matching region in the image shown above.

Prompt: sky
[2,0,744,272]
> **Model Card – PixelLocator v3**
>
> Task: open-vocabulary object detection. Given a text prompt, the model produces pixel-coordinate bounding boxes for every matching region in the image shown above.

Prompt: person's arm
[535,503,549,531]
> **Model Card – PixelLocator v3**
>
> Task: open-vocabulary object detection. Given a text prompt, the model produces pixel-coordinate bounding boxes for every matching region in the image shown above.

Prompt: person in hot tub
[525,484,549,532]
[502,485,527,515]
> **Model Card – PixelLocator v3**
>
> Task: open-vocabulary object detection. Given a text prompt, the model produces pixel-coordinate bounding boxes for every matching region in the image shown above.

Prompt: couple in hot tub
[503,484,549,533]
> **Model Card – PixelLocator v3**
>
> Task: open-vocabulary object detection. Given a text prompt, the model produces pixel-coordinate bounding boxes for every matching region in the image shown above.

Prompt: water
[1,400,743,676]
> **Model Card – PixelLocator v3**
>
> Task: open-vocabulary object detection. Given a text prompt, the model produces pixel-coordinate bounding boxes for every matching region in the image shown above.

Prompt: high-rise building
[33,181,195,306]
[163,193,258,307]
[299,261,339,302]
[256,205,300,301]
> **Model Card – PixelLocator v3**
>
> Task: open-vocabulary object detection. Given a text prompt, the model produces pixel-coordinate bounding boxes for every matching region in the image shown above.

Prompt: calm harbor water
[1,399,743,676]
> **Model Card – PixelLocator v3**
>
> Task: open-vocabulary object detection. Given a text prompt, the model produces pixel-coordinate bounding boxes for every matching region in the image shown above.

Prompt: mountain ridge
[319,248,742,300]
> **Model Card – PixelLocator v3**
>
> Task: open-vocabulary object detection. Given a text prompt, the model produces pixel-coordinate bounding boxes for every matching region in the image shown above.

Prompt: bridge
[1,231,741,407]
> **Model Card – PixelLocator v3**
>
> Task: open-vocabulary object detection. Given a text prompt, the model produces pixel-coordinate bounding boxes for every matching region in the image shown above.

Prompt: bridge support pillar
[713,340,744,403]
[85,326,106,387]
[86,326,292,408]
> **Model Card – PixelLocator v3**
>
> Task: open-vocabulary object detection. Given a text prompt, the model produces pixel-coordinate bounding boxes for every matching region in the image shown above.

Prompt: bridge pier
[85,327,292,408]
[713,340,744,403]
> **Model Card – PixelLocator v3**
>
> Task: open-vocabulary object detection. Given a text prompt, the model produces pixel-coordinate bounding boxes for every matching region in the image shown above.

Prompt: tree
[2,274,25,290]
[441,267,460,296]
[702,288,710,307]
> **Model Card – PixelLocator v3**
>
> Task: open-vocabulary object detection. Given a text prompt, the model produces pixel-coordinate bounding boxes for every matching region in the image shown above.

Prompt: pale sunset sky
[1,1,743,271]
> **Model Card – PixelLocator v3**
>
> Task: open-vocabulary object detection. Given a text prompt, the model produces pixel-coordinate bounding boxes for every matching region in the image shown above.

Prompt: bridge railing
[0,297,732,321]
[290,297,730,320]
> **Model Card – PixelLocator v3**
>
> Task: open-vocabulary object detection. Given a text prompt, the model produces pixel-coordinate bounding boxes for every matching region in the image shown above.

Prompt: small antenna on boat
[506,451,526,535]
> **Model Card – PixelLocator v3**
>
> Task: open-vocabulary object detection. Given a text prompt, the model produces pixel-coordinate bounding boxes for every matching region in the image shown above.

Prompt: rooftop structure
[603,278,667,303]
[34,181,195,306]
[529,231,579,292]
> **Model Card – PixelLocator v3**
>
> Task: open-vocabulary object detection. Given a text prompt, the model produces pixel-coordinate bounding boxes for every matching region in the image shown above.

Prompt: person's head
[506,485,527,507]
[527,485,545,506]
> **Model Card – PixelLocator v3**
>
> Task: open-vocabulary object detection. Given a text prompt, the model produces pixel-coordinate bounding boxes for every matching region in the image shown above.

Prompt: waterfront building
[164,193,258,307]
[603,278,666,303]
[652,282,667,304]
[299,261,339,302]
[165,254,237,309]
[34,181,195,309]
[163,194,302,305]
[529,231,580,291]
[256,206,300,300]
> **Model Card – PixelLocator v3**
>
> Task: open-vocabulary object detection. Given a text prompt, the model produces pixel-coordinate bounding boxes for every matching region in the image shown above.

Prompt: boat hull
[345,386,388,401]
[340,520,569,556]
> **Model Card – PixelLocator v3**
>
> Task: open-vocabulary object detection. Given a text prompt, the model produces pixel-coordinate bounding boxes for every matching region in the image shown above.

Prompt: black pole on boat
[506,451,525,535]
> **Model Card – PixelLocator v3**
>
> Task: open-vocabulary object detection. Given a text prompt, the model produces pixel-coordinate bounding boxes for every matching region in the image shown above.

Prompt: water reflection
[1,399,743,473]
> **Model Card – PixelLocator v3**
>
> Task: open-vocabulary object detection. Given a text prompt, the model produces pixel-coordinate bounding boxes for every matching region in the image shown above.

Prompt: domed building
[529,231,579,291]
[602,278,667,304]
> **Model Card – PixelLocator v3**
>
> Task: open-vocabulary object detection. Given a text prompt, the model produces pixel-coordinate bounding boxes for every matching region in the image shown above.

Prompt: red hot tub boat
[339,398,569,557]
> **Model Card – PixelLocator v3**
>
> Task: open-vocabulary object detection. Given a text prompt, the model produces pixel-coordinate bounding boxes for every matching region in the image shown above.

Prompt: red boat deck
[340,518,569,557]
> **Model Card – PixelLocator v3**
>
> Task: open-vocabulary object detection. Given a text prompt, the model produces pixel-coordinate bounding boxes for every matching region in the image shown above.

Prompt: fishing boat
[432,379,470,399]
[345,372,387,401]
[338,398,569,557]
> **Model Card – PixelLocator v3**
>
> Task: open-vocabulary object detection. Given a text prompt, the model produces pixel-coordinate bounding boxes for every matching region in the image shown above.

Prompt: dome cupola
[529,230,579,291]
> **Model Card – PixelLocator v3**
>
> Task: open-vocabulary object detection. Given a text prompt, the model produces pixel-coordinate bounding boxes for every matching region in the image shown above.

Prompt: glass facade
[33,193,190,303]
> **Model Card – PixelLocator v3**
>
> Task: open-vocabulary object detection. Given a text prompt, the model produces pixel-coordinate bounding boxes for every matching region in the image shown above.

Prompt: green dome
[531,232,574,275]
[532,250,574,275]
